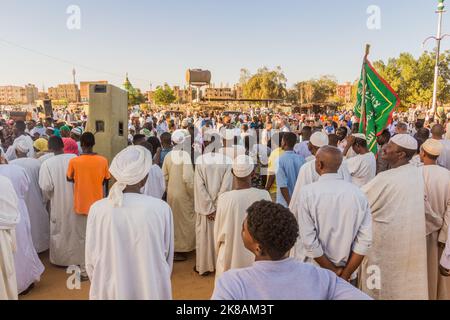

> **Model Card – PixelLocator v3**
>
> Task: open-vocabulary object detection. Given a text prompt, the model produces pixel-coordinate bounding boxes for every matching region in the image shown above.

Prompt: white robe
[194,153,233,275]
[291,174,372,281]
[0,164,44,294]
[345,152,377,188]
[0,176,20,300]
[360,164,428,300]
[142,164,165,199]
[423,164,450,300]
[214,188,271,280]
[39,154,86,267]
[86,193,174,300]
[10,158,50,253]
[289,156,351,215]
[437,140,450,171]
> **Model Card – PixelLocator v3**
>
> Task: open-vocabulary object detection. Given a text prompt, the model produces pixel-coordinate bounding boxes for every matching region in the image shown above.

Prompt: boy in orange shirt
[67,132,110,215]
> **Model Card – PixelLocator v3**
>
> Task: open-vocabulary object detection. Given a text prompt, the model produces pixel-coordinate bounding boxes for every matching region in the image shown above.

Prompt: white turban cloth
[108,146,153,208]
[15,135,31,154]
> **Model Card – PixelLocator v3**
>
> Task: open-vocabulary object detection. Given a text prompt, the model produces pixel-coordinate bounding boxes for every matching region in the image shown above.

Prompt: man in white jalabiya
[419,138,450,300]
[163,129,195,262]
[39,136,86,275]
[343,134,377,188]
[194,132,233,276]
[214,155,271,281]
[86,146,174,300]
[289,132,350,215]
[360,134,429,300]
[0,162,44,295]
[0,175,20,300]
[137,141,166,200]
[10,136,50,253]
[291,146,372,282]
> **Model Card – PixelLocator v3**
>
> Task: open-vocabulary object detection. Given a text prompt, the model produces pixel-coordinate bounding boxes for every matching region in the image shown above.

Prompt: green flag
[354,59,400,154]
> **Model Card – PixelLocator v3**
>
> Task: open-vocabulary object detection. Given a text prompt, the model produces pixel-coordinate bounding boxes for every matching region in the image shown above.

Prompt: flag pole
[360,44,370,134]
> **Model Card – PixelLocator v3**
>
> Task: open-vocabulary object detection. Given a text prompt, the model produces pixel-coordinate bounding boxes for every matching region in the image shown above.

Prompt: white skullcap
[172,129,187,144]
[108,146,153,208]
[15,136,30,154]
[310,132,329,147]
[232,155,255,178]
[352,133,367,141]
[391,134,418,151]
[422,139,443,156]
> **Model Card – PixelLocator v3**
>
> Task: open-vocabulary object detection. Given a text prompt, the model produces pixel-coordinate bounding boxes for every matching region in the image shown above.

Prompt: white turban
[15,136,30,154]
[108,146,153,208]
[172,129,187,144]
[352,133,367,141]
[310,132,329,148]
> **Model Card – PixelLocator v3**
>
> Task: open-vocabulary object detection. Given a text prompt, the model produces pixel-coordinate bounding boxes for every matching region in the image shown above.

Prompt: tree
[241,66,288,100]
[372,50,450,108]
[123,74,146,106]
[293,75,338,104]
[153,84,176,106]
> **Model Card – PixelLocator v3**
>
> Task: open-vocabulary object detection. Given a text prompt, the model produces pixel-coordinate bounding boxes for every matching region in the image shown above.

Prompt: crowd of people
[0,106,450,300]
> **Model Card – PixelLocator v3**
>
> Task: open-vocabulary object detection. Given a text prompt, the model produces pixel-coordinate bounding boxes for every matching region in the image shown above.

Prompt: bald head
[315,145,343,176]
[431,124,444,140]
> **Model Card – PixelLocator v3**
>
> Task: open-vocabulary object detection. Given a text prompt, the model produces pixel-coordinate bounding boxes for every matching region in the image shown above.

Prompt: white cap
[232,155,255,178]
[422,139,443,156]
[310,132,329,147]
[391,134,418,151]
[15,136,30,153]
[352,133,367,141]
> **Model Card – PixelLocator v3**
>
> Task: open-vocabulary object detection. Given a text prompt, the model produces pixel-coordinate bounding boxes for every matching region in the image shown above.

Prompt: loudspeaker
[36,99,53,118]
[85,84,128,164]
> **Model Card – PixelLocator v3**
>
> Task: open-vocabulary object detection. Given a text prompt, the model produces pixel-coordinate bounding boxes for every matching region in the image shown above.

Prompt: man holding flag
[355,46,429,300]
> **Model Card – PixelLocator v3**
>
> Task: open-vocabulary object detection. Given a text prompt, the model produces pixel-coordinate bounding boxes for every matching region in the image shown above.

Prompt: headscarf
[63,138,80,155]
[108,146,153,208]
[33,138,48,152]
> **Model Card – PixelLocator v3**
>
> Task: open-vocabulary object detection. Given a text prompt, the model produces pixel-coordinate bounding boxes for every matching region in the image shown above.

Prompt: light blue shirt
[212,258,371,300]
[276,151,305,207]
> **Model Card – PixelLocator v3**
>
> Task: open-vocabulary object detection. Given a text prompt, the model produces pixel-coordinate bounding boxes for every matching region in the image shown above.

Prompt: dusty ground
[20,251,215,300]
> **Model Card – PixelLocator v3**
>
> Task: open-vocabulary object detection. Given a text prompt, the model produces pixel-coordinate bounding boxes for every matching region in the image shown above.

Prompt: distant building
[48,84,80,102]
[336,82,353,103]
[0,84,38,104]
[205,87,235,100]
[80,81,108,102]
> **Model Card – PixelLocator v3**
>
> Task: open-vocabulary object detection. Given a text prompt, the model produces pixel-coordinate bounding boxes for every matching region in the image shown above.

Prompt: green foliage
[123,75,146,106]
[153,84,176,106]
[372,50,450,107]
[294,75,338,103]
[241,67,287,100]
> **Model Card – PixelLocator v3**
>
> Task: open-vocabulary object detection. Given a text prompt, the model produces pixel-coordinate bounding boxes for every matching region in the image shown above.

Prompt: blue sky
[0,0,446,90]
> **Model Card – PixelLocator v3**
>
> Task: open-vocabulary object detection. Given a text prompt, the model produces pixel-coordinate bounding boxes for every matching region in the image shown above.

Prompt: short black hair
[246,200,299,261]
[328,134,338,147]
[282,132,297,149]
[80,132,95,148]
[48,136,64,152]
[133,134,146,145]
[15,120,26,132]
[160,132,172,145]
[354,137,368,149]
[147,136,162,154]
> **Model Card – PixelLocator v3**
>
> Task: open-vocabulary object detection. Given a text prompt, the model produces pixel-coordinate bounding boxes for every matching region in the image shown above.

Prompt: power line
[0,36,152,86]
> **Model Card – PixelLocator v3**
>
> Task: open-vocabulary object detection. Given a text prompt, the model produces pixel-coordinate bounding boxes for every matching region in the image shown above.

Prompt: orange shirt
[67,154,110,215]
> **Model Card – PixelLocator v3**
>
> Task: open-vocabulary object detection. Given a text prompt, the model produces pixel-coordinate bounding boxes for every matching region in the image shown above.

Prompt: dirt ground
[20,251,215,300]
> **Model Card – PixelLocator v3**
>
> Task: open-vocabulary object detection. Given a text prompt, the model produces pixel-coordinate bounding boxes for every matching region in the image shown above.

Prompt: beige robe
[214,188,271,281]
[423,165,450,300]
[163,150,195,253]
[360,164,428,300]
[194,153,233,275]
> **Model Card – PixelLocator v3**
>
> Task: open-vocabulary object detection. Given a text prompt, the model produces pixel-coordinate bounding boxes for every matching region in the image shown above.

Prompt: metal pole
[431,1,446,117]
